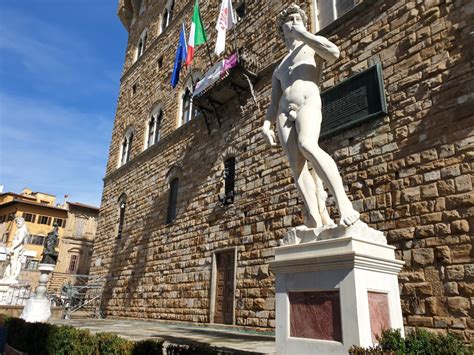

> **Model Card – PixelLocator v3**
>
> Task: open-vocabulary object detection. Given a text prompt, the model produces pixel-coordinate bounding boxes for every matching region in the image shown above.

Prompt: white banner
[215,0,236,55]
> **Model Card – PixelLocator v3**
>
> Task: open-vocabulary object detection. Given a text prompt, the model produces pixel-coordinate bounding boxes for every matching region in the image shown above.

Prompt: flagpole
[205,41,214,67]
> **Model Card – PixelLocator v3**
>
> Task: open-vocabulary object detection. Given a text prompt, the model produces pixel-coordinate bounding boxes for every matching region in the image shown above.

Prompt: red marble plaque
[289,291,342,342]
[368,291,390,342]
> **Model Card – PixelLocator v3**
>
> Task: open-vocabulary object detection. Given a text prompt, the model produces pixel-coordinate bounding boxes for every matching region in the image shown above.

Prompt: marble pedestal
[270,222,404,354]
[20,263,54,323]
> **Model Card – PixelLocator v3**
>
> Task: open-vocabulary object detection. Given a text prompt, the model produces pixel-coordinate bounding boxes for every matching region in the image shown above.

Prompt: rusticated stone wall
[90,0,473,340]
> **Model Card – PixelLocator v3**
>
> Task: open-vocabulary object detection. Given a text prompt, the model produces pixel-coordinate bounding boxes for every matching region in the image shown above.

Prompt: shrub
[24,322,56,355]
[132,339,164,355]
[47,325,98,355]
[349,328,471,355]
[4,317,28,352]
[96,332,133,355]
[3,317,164,355]
[378,328,405,354]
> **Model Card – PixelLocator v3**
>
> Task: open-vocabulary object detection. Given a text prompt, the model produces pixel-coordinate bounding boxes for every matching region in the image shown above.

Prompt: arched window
[117,194,127,239]
[119,127,134,167]
[136,28,148,61]
[146,106,163,149]
[166,178,179,224]
[179,72,202,127]
[181,88,193,125]
[160,0,175,34]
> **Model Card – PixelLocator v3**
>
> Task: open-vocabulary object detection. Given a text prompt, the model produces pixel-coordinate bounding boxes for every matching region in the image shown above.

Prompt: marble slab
[289,291,342,342]
[368,291,390,342]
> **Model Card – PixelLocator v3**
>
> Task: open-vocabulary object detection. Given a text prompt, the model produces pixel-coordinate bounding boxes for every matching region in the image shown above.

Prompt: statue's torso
[275,44,322,111]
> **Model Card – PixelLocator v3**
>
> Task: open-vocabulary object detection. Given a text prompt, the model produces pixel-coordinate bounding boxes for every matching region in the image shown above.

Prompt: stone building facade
[90,0,473,340]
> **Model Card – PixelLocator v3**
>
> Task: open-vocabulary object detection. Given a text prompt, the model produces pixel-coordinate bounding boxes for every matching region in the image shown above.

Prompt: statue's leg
[309,168,335,226]
[2,264,11,280]
[277,112,323,228]
[11,255,20,280]
[295,96,360,226]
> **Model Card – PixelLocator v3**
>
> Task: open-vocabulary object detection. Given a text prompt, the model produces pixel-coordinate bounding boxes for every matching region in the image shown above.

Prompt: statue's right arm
[261,72,281,146]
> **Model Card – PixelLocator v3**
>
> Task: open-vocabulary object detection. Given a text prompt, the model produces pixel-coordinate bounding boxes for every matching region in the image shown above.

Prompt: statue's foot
[321,211,336,227]
[340,208,360,227]
[294,224,311,231]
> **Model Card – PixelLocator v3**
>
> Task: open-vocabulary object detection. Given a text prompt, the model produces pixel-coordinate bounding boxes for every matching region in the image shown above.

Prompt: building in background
[90,0,472,341]
[0,188,68,272]
[0,189,99,284]
[57,202,98,276]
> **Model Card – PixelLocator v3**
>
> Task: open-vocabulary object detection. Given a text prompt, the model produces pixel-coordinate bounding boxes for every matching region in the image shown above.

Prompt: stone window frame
[135,28,148,62]
[165,165,183,224]
[67,247,82,274]
[177,71,203,128]
[158,0,175,35]
[145,103,164,150]
[310,0,356,32]
[118,126,135,168]
[117,193,127,240]
[209,247,237,325]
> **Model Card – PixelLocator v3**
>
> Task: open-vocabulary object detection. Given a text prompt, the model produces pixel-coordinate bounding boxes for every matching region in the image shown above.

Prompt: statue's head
[277,4,308,41]
[14,217,25,228]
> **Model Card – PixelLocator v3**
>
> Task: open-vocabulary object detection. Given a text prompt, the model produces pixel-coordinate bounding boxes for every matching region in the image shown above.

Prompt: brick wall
[90,0,473,340]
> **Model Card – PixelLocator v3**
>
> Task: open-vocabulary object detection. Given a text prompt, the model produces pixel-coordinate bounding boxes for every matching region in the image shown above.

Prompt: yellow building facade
[0,188,98,282]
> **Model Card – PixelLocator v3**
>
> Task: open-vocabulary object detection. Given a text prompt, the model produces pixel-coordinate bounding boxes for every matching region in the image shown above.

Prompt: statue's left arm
[292,25,340,63]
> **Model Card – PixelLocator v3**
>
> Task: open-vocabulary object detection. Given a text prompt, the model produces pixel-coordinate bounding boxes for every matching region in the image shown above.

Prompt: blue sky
[0,0,128,207]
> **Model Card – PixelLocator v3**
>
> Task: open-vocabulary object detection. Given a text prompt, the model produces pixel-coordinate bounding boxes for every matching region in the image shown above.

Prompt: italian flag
[186,0,207,66]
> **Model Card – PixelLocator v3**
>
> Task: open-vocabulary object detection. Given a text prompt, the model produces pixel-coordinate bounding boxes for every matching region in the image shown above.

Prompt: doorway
[213,250,235,324]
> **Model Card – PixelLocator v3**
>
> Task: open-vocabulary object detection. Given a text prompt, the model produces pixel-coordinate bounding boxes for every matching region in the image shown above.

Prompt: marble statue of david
[2,217,27,284]
[261,4,360,228]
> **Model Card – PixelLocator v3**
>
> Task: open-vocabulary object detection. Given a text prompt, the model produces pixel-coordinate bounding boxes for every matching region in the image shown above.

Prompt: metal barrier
[55,274,106,319]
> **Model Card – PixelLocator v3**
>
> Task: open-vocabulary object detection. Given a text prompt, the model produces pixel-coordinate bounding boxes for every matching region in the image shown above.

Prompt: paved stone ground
[50,318,276,354]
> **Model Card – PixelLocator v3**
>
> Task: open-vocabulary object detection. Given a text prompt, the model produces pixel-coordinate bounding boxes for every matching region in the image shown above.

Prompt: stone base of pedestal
[20,298,51,323]
[19,263,55,323]
[270,223,404,354]
[0,282,31,306]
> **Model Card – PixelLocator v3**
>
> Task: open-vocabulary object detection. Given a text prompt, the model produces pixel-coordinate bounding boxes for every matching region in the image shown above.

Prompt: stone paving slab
[50,318,276,354]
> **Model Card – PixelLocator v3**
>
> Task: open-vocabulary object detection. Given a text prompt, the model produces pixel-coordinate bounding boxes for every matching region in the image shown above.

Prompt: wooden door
[214,250,235,324]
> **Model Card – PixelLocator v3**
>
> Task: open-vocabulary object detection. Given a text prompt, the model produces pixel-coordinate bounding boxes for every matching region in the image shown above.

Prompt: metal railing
[55,274,106,319]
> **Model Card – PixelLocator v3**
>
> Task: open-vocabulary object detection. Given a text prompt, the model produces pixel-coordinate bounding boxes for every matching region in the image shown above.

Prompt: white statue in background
[2,217,28,284]
[261,4,360,228]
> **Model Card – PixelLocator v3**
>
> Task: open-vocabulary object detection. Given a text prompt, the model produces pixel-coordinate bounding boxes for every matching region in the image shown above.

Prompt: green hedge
[3,317,162,355]
[349,328,472,355]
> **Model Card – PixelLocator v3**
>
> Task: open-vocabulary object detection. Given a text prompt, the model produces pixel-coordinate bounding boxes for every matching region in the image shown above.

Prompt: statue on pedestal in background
[1,217,28,284]
[20,223,58,322]
[261,4,360,230]
[41,224,59,264]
